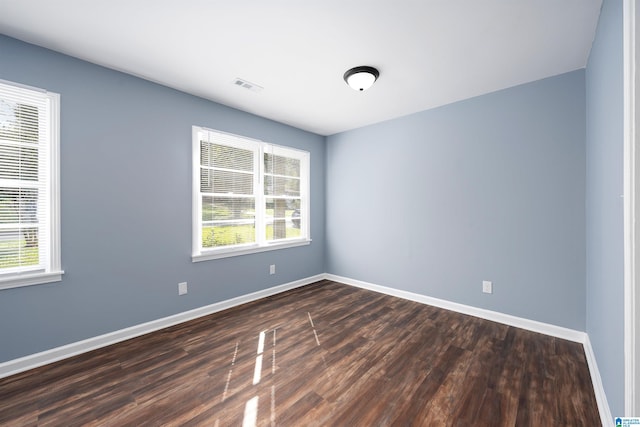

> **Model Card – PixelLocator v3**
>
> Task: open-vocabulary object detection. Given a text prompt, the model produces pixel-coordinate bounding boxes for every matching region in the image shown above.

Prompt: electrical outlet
[269,264,275,275]
[178,282,188,295]
[482,280,492,294]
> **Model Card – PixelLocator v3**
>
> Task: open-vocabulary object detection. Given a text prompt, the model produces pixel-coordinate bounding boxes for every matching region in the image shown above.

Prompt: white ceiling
[0,0,602,136]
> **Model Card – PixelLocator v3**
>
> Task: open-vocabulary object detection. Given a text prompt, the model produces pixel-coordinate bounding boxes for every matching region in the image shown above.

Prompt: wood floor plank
[0,280,602,426]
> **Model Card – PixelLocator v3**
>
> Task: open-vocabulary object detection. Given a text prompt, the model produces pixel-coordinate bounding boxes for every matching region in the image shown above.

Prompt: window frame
[0,80,63,290]
[192,126,310,262]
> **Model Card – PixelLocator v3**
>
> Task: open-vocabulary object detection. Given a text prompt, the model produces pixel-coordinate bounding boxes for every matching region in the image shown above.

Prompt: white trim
[0,273,325,379]
[624,0,639,416]
[191,126,201,259]
[0,83,62,290]
[49,91,62,276]
[0,270,63,290]
[584,335,615,426]
[191,126,311,261]
[192,239,311,262]
[326,274,585,342]
[0,78,48,93]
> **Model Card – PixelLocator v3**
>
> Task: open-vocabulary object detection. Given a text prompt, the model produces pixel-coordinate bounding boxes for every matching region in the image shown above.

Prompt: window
[0,80,62,289]
[192,127,310,261]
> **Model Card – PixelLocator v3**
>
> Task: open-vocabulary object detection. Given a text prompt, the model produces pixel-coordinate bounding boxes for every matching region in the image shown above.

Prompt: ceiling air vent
[232,78,264,93]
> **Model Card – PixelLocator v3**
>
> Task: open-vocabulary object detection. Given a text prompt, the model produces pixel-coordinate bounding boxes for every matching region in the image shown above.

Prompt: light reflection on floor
[222,342,239,402]
[238,313,326,426]
[271,329,277,427]
[308,312,321,346]
[308,312,331,380]
[244,328,277,427]
[242,396,259,427]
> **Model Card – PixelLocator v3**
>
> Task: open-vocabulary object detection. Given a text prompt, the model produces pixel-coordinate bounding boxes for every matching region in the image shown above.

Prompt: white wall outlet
[482,280,493,294]
[269,264,276,275]
[178,282,188,295]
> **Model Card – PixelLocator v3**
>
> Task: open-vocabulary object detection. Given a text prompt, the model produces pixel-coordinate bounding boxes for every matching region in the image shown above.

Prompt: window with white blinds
[192,126,310,261]
[0,80,62,289]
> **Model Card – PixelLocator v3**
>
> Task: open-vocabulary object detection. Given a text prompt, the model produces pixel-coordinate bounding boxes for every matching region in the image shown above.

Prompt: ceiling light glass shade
[344,66,379,91]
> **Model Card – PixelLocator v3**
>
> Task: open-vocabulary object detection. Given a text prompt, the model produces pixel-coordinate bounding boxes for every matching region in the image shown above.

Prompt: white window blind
[199,132,259,249]
[193,127,310,261]
[263,144,304,242]
[0,80,62,289]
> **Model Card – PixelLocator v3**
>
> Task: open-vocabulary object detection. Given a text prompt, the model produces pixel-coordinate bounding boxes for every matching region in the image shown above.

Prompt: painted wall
[0,35,326,362]
[326,70,586,330]
[585,0,625,417]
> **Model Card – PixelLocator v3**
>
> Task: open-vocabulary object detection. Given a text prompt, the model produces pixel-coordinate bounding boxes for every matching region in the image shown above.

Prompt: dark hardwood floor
[0,280,601,426]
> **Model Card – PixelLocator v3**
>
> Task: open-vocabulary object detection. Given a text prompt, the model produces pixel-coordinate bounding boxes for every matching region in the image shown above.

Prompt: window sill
[192,239,312,262]
[0,270,64,291]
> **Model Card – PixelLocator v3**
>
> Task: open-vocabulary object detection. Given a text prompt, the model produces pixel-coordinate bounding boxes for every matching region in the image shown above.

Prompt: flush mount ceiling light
[343,66,379,91]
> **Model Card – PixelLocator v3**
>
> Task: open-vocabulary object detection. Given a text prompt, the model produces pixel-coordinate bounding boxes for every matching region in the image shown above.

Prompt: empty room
[0,0,637,425]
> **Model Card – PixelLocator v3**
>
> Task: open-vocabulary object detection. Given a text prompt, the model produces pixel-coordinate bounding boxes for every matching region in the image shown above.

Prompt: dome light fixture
[343,66,379,91]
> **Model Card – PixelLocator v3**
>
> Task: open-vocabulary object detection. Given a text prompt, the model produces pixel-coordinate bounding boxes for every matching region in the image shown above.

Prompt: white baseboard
[0,271,613,426]
[326,274,585,342]
[0,273,325,380]
[584,336,614,427]
[326,273,612,426]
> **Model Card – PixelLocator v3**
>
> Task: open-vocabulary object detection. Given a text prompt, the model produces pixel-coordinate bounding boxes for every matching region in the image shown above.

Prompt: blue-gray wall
[585,0,624,417]
[326,70,586,330]
[0,35,326,362]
